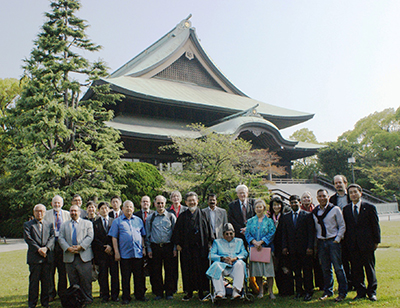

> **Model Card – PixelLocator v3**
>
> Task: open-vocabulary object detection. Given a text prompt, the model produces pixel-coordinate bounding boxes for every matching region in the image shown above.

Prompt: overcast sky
[1,0,400,142]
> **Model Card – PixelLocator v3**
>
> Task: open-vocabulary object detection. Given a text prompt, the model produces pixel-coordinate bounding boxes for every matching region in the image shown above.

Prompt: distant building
[83,16,320,176]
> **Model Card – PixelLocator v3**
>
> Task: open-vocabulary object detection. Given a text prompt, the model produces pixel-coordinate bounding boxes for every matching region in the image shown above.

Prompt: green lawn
[1,221,399,307]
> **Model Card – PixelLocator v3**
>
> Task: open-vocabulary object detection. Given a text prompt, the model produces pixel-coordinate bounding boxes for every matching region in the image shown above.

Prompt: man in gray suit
[24,204,55,308]
[43,195,70,301]
[203,194,228,239]
[58,204,94,304]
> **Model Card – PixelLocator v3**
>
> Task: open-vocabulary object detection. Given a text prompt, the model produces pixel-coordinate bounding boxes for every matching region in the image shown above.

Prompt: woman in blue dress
[245,199,276,299]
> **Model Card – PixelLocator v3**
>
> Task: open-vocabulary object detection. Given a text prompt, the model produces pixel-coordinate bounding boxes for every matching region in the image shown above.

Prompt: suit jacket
[281,210,315,254]
[92,216,114,263]
[58,218,94,263]
[23,219,55,264]
[343,201,381,252]
[109,210,122,219]
[202,206,228,239]
[134,209,155,223]
[228,198,255,241]
[80,208,88,219]
[43,209,71,232]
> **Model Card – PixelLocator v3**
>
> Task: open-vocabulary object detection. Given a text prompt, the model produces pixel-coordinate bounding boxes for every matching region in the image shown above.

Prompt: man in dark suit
[24,204,55,308]
[343,184,380,301]
[228,184,255,244]
[93,201,119,302]
[134,195,154,224]
[109,195,123,218]
[59,204,94,304]
[281,195,315,301]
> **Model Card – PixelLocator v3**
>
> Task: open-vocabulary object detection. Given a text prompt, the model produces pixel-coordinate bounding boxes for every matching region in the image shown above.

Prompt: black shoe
[304,293,312,301]
[154,295,163,300]
[166,295,173,300]
[111,297,119,302]
[294,293,303,299]
[122,300,130,305]
[182,293,193,301]
[101,298,109,303]
[369,295,377,301]
[137,297,148,302]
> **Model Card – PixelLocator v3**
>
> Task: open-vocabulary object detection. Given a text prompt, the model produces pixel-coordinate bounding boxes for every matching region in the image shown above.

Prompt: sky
[1,0,400,142]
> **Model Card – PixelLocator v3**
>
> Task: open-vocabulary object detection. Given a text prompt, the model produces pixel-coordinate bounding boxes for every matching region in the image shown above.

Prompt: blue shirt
[108,214,146,259]
[245,214,276,248]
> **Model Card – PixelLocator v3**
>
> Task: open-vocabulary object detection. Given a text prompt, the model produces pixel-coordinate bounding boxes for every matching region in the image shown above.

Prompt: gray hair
[236,184,248,193]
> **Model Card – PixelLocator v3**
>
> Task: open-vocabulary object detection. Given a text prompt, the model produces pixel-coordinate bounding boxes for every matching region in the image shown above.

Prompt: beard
[188,205,197,213]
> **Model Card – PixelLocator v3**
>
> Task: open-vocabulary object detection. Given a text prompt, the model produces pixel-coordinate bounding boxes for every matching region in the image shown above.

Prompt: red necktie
[115,212,118,218]
[144,211,147,223]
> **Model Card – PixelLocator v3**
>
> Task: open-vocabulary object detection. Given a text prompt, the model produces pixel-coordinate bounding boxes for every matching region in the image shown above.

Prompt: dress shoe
[101,298,109,303]
[154,295,163,300]
[334,295,346,302]
[294,293,303,299]
[122,300,130,305]
[111,297,119,302]
[269,293,276,300]
[303,293,312,301]
[137,297,148,302]
[353,294,366,300]
[182,293,193,301]
[319,293,331,300]
[166,295,174,300]
[369,295,377,301]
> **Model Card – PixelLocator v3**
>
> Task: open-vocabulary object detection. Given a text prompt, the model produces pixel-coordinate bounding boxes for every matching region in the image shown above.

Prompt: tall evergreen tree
[2,0,125,210]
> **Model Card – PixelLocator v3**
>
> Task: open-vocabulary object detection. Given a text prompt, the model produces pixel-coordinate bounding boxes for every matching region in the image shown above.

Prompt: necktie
[72,221,78,245]
[56,211,61,231]
[293,212,298,227]
[242,203,247,223]
[144,211,148,223]
[103,218,108,231]
[354,205,358,223]
[115,212,118,218]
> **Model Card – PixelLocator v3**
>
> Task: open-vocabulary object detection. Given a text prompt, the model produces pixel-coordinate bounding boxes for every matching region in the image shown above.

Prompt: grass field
[0,221,399,308]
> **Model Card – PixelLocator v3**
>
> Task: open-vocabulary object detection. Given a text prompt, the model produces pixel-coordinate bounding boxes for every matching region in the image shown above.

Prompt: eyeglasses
[224,232,234,235]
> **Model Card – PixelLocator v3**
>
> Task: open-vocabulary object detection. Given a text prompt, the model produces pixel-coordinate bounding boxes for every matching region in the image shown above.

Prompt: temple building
[83,16,320,176]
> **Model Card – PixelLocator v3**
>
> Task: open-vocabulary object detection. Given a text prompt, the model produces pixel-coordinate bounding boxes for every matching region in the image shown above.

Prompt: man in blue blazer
[24,204,55,308]
[343,184,380,301]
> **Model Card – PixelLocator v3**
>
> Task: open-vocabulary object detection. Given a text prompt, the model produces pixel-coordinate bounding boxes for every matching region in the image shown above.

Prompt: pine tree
[2,0,125,209]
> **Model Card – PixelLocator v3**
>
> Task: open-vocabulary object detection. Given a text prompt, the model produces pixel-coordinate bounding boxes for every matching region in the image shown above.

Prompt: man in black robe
[172,191,214,301]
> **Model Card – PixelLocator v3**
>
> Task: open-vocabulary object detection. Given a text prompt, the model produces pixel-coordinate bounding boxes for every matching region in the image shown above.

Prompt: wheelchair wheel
[244,293,255,303]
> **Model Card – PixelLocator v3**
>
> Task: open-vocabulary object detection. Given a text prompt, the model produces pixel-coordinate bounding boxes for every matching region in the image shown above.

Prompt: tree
[1,0,125,211]
[161,124,284,203]
[317,140,358,181]
[289,129,321,179]
[0,78,25,127]
[117,162,164,206]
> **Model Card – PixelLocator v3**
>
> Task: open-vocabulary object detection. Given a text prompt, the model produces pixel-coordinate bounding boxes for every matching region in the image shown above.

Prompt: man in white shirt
[203,194,227,239]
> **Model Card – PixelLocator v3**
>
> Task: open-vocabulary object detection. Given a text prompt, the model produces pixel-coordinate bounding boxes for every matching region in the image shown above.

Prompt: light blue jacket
[245,215,276,249]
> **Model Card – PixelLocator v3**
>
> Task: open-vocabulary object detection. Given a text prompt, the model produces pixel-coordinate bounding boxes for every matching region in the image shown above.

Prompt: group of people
[23,175,381,308]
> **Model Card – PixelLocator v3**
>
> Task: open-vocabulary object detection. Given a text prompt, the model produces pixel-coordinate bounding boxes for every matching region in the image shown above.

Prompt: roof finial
[186,14,192,21]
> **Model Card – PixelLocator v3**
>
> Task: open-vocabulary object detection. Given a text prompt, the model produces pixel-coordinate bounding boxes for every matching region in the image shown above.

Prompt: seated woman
[206,223,248,300]
[245,199,276,299]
